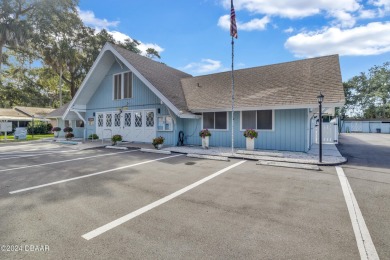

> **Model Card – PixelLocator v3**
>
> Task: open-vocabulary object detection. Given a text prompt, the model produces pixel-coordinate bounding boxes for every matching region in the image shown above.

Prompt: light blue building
[50,43,345,152]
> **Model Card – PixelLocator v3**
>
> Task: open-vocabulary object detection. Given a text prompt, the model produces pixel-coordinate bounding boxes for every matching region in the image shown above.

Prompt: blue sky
[78,0,390,81]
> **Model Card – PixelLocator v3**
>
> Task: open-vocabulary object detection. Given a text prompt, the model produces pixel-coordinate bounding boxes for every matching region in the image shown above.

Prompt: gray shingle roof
[180,55,345,111]
[46,103,70,118]
[110,44,192,112]
[13,106,55,117]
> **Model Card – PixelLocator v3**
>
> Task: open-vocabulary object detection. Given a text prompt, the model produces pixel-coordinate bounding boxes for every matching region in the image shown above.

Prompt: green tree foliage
[343,62,390,118]
[0,0,161,108]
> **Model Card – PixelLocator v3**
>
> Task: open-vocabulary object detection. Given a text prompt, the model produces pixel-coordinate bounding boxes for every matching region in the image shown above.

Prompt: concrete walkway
[162,143,346,165]
[44,138,346,165]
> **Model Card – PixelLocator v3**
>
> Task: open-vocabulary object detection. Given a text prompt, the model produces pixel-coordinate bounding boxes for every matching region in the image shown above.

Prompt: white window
[241,110,273,130]
[157,116,173,131]
[65,120,72,128]
[113,72,133,100]
[202,112,227,130]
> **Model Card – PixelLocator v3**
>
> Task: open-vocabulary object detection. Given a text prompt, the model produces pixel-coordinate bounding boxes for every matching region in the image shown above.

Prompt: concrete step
[257,160,320,171]
[236,150,284,157]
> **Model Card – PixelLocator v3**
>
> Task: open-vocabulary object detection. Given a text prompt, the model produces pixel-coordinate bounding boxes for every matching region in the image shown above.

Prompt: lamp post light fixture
[317,92,324,163]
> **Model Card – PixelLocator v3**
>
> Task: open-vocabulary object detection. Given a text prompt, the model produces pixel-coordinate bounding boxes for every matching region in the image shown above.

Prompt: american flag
[230,0,238,39]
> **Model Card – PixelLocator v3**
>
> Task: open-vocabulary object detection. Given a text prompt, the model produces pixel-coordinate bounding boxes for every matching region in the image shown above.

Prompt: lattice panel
[106,114,112,127]
[135,113,142,127]
[98,114,103,127]
[125,113,131,127]
[114,113,121,127]
[146,112,154,127]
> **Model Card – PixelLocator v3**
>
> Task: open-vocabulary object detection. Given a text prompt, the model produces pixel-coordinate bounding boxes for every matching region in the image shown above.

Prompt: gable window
[241,110,273,130]
[113,72,133,100]
[202,112,227,130]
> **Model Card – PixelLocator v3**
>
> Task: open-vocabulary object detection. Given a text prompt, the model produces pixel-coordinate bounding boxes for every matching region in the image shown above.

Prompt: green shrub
[88,133,99,140]
[111,134,122,145]
[27,120,50,134]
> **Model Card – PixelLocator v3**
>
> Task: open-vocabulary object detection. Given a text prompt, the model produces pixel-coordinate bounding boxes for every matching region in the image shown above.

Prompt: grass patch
[0,134,54,142]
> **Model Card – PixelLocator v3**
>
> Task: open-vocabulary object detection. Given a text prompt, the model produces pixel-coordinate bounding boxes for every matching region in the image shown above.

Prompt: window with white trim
[202,112,227,130]
[76,120,84,127]
[157,116,173,131]
[113,72,133,100]
[241,110,273,130]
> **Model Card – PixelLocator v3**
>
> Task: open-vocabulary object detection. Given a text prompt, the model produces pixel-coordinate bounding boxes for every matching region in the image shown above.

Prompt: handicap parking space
[0,143,372,259]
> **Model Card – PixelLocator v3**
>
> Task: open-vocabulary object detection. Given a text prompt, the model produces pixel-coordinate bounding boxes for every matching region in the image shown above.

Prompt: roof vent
[197,83,201,88]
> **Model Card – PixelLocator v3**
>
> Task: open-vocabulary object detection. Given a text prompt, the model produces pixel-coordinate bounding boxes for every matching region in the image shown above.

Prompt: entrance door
[118,109,156,143]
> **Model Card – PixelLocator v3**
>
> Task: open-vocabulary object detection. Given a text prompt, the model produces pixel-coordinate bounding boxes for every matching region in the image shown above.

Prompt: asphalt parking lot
[0,138,388,259]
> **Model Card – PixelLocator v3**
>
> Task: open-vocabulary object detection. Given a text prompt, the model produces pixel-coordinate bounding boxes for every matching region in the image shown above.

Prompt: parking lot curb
[140,148,172,154]
[105,146,128,150]
[257,160,320,171]
[187,154,230,161]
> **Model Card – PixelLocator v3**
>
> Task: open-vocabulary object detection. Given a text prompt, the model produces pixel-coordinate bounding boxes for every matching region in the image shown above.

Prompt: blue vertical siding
[85,62,175,142]
[182,109,308,152]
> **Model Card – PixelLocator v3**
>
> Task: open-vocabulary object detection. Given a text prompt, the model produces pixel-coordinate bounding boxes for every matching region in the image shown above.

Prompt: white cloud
[370,0,390,11]
[218,14,270,31]
[137,42,165,54]
[77,8,119,29]
[284,27,294,33]
[108,31,164,55]
[181,59,223,74]
[77,9,164,56]
[285,22,390,57]
[108,31,130,42]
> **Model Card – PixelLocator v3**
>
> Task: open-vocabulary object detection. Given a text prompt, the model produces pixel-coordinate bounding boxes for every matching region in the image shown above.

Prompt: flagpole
[231,36,235,155]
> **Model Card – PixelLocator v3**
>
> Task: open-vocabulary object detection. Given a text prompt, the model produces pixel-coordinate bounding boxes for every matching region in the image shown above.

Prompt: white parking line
[82,160,246,240]
[335,166,379,260]
[9,154,183,194]
[0,150,73,160]
[0,150,137,173]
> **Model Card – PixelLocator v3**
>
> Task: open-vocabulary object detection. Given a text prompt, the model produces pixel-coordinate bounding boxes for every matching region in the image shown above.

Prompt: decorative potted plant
[65,132,74,140]
[152,136,165,149]
[243,129,258,151]
[199,129,211,149]
[52,126,61,138]
[111,134,122,145]
[63,127,73,140]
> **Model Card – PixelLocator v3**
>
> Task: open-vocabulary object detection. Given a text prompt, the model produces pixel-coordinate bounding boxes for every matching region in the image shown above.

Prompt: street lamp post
[317,92,324,163]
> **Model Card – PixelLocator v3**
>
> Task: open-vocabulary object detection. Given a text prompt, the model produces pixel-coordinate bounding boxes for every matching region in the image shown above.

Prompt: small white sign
[0,122,12,132]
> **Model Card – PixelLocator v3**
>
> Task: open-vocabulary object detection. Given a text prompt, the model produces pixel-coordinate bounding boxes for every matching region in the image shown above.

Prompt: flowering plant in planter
[111,134,122,145]
[243,129,258,139]
[63,127,73,133]
[65,132,74,139]
[52,127,61,132]
[152,136,165,149]
[199,129,211,138]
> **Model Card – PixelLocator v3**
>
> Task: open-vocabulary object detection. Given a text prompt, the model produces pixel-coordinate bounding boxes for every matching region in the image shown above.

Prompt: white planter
[156,144,163,150]
[202,136,209,149]
[54,131,59,138]
[246,137,255,151]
